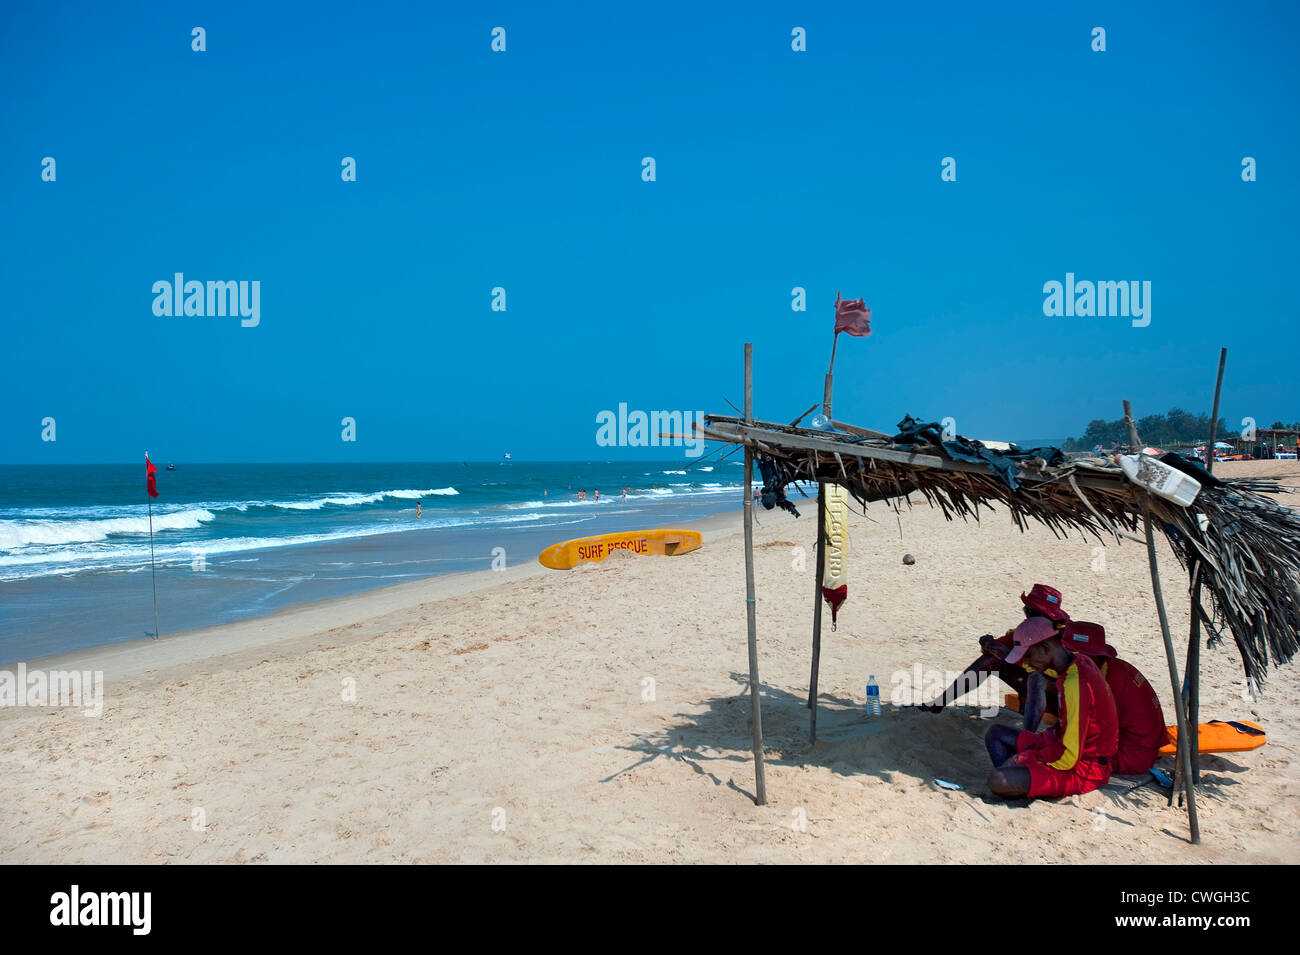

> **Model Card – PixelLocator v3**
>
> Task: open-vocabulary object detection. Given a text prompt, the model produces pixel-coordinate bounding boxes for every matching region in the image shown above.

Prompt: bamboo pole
[1187,348,1226,782]
[742,343,767,805]
[146,452,160,640]
[147,494,159,640]
[808,306,841,741]
[808,485,826,741]
[1186,561,1203,783]
[1124,401,1199,843]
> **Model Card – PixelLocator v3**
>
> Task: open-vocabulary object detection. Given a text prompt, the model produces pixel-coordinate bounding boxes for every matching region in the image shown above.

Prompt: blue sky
[2,1,1297,462]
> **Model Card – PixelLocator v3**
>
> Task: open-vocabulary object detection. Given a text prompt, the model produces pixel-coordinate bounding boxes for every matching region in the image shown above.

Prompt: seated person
[984,616,1118,800]
[1060,621,1167,775]
[919,583,1070,731]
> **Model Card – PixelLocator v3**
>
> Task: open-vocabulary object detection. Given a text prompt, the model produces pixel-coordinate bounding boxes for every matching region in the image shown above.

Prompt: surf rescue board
[538,529,703,570]
[1004,695,1266,755]
[1157,720,1266,756]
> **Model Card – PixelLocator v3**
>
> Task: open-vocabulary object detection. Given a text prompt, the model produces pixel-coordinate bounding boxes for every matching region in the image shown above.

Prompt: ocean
[0,460,759,661]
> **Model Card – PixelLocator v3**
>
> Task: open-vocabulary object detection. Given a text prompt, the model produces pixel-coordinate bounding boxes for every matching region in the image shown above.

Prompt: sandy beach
[2,461,1297,864]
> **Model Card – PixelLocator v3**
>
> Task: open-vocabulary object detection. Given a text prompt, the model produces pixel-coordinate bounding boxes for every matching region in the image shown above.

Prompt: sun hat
[1005,616,1060,665]
[1061,620,1117,658]
[1020,583,1070,622]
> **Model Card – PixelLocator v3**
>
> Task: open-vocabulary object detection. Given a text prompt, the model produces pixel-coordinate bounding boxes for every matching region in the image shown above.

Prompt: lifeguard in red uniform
[1060,620,1167,775]
[985,617,1119,799]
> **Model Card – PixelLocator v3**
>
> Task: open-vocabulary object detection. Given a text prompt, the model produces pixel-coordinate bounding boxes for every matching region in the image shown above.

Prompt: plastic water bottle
[865,676,881,715]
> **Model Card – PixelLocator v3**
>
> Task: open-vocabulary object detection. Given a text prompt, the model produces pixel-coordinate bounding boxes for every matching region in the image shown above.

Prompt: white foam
[0,509,216,548]
[244,488,459,510]
[0,509,551,580]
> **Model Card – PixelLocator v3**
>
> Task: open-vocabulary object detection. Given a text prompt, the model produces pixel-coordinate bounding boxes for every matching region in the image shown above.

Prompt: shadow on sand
[606,672,1247,831]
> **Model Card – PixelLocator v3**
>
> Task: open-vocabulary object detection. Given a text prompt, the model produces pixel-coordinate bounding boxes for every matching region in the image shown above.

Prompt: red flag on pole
[146,454,159,498]
[833,291,872,337]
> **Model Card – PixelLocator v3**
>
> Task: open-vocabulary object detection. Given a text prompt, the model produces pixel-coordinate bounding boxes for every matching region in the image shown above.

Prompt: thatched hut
[692,347,1299,844]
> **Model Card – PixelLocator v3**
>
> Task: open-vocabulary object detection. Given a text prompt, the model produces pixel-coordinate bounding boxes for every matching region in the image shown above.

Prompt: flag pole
[147,453,159,639]
[826,292,842,407]
[811,296,839,739]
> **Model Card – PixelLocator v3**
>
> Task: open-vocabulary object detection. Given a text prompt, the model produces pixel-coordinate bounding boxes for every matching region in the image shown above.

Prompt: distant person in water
[416,502,422,519]
[622,487,627,502]
[594,489,599,502]
[578,490,586,501]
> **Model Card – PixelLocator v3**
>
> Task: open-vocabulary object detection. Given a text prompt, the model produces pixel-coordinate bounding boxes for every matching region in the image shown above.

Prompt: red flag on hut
[146,454,159,498]
[833,292,871,337]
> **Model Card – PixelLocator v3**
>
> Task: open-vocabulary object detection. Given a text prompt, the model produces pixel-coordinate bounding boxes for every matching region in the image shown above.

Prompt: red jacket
[1016,653,1118,771]
[1101,657,1166,773]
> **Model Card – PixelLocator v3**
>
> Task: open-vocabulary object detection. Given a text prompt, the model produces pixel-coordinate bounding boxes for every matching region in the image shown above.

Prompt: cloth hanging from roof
[891,415,1067,492]
[756,453,801,517]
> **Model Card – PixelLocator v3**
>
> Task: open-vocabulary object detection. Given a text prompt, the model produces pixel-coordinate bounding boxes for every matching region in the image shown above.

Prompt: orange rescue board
[1157,720,1266,756]
[537,529,703,570]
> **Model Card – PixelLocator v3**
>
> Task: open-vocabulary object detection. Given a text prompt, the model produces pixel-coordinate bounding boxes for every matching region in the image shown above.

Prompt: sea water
[0,460,762,660]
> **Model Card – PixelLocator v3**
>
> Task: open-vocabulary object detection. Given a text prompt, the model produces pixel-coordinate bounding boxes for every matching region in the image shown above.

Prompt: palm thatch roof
[700,413,1300,688]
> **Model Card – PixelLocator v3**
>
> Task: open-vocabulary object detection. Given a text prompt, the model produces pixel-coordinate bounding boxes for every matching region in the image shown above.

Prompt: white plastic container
[1118,454,1202,507]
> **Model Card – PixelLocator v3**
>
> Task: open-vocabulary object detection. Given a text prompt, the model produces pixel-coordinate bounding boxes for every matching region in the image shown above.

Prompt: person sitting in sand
[917,584,1070,731]
[1059,620,1167,775]
[984,617,1118,800]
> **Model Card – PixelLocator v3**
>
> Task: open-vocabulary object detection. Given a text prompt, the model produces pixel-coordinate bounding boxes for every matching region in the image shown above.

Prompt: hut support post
[1186,563,1202,783]
[809,352,834,741]
[1124,401,1200,844]
[742,343,767,805]
[808,485,826,741]
[1187,347,1226,783]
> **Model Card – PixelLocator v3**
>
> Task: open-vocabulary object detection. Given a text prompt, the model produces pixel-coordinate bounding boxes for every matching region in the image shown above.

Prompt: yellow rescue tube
[821,484,849,624]
[1157,720,1266,756]
[537,528,703,570]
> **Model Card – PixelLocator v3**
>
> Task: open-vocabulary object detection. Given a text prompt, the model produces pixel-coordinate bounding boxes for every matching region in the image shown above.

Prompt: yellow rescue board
[1157,720,1266,756]
[537,529,703,570]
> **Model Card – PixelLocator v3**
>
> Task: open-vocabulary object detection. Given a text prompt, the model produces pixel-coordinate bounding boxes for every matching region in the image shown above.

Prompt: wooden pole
[1186,562,1203,782]
[147,494,159,640]
[1124,401,1199,844]
[809,307,839,739]
[810,321,837,738]
[808,485,826,741]
[742,343,767,805]
[146,452,160,640]
[1203,347,1227,475]
[1187,348,1226,782]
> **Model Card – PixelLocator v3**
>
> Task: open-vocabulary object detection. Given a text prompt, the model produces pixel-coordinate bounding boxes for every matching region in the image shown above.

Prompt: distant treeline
[1060,411,1300,451]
